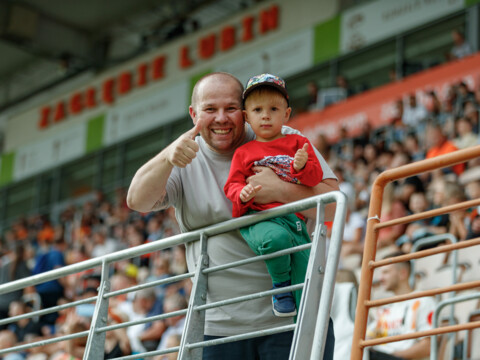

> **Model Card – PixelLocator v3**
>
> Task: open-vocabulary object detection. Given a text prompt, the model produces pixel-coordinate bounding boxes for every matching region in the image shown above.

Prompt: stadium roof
[0,0,256,113]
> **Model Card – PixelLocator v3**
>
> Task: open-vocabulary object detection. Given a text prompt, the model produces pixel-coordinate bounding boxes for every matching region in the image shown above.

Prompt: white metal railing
[0,191,347,360]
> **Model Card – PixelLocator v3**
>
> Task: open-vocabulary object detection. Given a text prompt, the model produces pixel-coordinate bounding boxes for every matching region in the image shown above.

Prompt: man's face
[189,75,245,154]
[379,264,400,292]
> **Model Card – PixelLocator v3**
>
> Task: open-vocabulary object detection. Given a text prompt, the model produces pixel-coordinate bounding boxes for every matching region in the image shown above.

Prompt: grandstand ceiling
[0,0,250,113]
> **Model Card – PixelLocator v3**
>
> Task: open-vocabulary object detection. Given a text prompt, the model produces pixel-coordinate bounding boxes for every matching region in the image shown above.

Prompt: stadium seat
[331,282,357,360]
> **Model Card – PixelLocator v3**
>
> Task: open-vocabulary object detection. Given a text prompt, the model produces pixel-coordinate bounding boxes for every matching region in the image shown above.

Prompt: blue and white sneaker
[272,281,297,317]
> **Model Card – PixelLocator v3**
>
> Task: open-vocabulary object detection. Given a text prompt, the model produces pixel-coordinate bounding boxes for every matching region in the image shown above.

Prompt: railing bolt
[318,266,325,274]
[320,227,327,236]
[201,293,207,301]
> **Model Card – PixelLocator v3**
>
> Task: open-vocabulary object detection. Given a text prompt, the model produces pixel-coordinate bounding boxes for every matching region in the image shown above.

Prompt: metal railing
[351,144,480,360]
[0,191,347,360]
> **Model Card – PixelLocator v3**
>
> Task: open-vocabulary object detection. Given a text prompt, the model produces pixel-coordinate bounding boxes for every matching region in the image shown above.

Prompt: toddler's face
[244,90,290,142]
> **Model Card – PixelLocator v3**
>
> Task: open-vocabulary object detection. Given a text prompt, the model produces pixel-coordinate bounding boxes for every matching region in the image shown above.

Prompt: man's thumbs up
[166,119,203,168]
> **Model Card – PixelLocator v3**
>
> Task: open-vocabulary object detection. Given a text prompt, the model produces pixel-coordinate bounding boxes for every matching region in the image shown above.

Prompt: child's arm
[224,149,257,217]
[293,143,309,171]
[290,138,323,187]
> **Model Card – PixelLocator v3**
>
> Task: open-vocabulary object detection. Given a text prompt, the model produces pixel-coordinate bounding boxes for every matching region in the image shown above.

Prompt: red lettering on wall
[180,46,194,69]
[69,92,83,114]
[242,16,254,42]
[38,107,51,129]
[102,79,115,104]
[137,63,148,86]
[260,5,279,34]
[118,72,132,95]
[199,34,216,59]
[86,88,97,108]
[220,26,236,51]
[152,56,166,80]
[53,102,66,123]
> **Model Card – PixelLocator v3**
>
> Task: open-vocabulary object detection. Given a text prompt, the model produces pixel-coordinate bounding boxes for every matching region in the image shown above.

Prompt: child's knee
[261,228,292,253]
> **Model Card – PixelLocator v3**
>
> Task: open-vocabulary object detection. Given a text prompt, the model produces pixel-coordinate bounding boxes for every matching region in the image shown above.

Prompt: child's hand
[293,143,309,171]
[240,184,262,203]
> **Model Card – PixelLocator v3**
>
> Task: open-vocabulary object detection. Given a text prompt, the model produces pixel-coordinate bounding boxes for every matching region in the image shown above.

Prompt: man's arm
[127,121,202,213]
[247,167,339,221]
[392,337,430,359]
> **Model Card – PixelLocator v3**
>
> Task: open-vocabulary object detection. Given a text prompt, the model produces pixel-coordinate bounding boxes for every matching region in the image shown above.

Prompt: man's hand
[240,184,262,203]
[293,143,309,171]
[165,119,203,168]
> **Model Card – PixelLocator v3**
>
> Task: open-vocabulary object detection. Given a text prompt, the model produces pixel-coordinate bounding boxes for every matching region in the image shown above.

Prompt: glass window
[60,155,97,200]
[404,14,466,76]
[38,173,55,210]
[101,147,119,193]
[5,179,36,220]
[124,128,166,183]
[338,39,396,93]
[170,117,193,139]
[287,65,332,114]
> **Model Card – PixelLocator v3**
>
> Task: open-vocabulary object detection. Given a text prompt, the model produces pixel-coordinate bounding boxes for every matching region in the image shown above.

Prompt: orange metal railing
[351,145,480,360]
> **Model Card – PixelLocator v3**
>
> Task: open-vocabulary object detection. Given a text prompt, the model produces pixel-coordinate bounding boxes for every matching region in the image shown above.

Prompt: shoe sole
[272,298,297,317]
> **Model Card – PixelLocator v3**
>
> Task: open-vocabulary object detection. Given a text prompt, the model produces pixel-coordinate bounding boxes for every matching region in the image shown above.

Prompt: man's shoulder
[281,125,303,136]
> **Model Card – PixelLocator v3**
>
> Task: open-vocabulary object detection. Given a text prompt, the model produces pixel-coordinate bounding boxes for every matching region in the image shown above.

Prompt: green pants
[240,213,311,308]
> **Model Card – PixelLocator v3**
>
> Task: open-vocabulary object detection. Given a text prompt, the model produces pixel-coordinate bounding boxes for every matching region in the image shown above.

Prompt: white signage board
[14,123,86,180]
[104,81,189,145]
[340,0,464,53]
[217,28,313,85]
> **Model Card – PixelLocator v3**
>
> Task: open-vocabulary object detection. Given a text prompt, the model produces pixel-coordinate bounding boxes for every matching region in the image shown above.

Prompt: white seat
[331,282,357,360]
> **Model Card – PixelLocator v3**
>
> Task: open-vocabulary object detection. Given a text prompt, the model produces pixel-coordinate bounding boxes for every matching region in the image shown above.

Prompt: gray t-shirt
[161,125,335,336]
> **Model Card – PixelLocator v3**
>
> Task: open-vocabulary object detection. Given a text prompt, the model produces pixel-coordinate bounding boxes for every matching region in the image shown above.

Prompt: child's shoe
[272,280,297,317]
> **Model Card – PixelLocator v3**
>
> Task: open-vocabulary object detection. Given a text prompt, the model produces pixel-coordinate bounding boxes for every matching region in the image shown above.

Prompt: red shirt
[224,134,323,217]
[426,140,465,176]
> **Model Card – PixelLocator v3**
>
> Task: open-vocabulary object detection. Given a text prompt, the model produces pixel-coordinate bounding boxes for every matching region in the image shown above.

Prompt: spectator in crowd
[119,288,164,354]
[104,308,131,359]
[89,226,119,258]
[454,116,478,149]
[7,300,42,343]
[366,252,436,360]
[402,94,428,134]
[32,238,67,327]
[425,124,465,177]
[0,330,24,360]
[0,243,30,328]
[377,183,407,250]
[336,75,354,97]
[449,29,472,60]
[306,81,319,110]
[464,100,479,133]
[154,293,188,357]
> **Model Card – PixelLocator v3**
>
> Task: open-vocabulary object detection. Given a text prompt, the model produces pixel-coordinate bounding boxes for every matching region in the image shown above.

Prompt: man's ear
[189,105,196,125]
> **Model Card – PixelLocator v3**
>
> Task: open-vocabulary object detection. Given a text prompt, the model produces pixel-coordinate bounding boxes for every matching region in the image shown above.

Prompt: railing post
[290,199,329,360]
[179,234,209,360]
[83,260,110,360]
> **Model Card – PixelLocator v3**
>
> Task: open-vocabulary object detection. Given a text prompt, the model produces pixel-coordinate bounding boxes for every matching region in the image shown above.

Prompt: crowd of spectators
[1,78,480,358]
[0,189,188,359]
[322,80,480,270]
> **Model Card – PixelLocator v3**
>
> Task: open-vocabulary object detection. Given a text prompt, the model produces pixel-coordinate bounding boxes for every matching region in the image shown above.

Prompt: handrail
[0,190,347,360]
[0,192,341,296]
[351,144,480,360]
[431,293,480,359]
